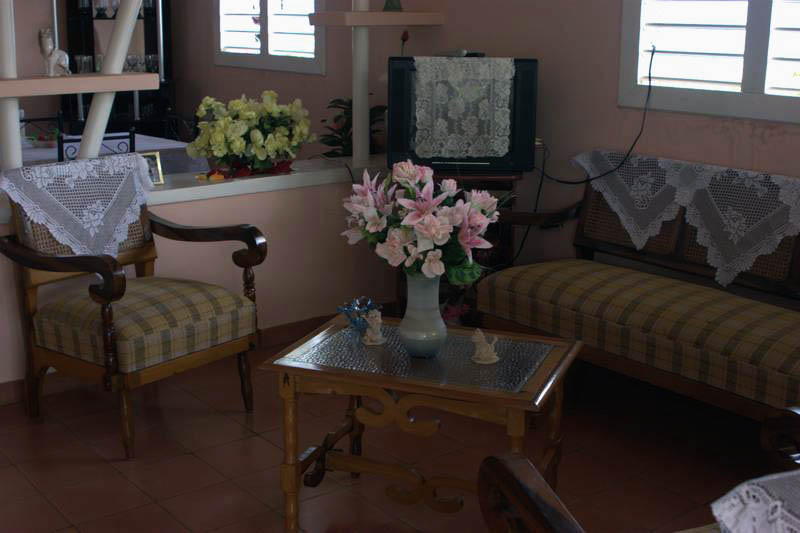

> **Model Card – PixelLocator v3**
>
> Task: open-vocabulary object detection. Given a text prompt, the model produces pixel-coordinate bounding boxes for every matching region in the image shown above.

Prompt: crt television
[387,56,538,175]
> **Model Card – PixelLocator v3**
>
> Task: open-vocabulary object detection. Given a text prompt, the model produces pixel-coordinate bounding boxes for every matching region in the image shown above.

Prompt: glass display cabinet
[58,0,174,137]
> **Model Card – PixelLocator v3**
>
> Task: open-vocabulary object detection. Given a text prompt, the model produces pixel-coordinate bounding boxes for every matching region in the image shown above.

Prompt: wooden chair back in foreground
[478,454,584,533]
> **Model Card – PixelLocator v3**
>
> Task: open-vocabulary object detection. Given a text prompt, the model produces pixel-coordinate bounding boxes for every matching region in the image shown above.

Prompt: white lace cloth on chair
[573,150,800,286]
[413,56,515,158]
[0,153,151,257]
[711,470,800,533]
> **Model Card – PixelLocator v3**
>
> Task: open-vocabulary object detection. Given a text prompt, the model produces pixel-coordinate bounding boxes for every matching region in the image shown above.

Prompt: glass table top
[273,325,556,394]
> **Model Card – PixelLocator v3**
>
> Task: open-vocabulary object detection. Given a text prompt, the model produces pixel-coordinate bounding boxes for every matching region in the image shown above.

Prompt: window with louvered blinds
[215,0,324,74]
[267,0,316,59]
[620,0,800,123]
[639,0,748,92]
[219,0,261,55]
[766,0,800,97]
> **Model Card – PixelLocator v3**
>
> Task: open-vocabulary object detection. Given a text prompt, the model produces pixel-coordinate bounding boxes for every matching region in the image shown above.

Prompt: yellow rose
[250,129,264,146]
[211,130,225,147]
[230,137,246,155]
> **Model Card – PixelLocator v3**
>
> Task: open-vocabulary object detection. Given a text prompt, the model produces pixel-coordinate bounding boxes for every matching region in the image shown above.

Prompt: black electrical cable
[537,45,656,185]
[508,143,549,266]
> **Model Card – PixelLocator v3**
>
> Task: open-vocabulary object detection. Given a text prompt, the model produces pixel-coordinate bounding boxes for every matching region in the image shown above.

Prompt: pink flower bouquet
[342,160,500,285]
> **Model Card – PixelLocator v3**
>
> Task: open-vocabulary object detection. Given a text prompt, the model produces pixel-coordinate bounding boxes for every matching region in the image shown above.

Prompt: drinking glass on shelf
[145,54,159,73]
[78,0,92,13]
[110,0,119,17]
[75,55,93,74]
[125,54,137,72]
[95,53,104,72]
[95,0,109,18]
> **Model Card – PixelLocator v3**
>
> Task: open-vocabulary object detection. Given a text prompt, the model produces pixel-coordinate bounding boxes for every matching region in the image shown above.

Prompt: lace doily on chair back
[413,57,515,158]
[573,150,800,286]
[0,154,152,257]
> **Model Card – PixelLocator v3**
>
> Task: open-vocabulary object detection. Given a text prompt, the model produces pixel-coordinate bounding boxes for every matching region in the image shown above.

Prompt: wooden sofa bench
[477,186,800,422]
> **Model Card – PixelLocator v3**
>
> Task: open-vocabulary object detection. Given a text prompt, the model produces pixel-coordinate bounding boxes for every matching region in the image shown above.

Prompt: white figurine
[362,309,386,346]
[39,29,71,77]
[471,328,499,365]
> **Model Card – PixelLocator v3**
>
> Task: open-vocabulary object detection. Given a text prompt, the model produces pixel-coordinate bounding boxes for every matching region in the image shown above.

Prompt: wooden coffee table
[262,315,581,532]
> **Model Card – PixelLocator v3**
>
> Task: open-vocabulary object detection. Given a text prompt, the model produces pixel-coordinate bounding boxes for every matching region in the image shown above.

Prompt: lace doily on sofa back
[574,151,800,291]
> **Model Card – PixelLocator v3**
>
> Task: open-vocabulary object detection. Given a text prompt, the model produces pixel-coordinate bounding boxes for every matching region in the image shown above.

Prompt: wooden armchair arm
[478,454,584,533]
[499,201,583,228]
[148,213,268,268]
[0,236,125,304]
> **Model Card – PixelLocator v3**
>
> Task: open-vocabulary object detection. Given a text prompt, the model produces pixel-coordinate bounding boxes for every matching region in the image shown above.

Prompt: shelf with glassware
[60,0,174,138]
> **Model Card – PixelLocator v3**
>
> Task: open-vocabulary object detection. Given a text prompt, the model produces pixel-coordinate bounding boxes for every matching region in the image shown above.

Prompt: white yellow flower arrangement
[186,91,315,176]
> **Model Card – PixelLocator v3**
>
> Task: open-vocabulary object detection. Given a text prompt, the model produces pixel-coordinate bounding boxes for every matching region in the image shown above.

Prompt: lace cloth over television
[573,150,800,286]
[0,153,151,257]
[413,56,515,159]
[711,469,800,533]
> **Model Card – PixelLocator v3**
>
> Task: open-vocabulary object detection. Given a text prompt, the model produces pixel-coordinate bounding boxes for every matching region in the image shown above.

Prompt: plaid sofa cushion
[477,259,800,409]
[33,277,256,373]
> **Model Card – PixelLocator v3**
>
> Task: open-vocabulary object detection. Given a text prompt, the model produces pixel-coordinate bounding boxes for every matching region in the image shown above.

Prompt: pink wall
[15,2,60,117]
[172,0,800,262]
[148,184,396,328]
[0,183,396,389]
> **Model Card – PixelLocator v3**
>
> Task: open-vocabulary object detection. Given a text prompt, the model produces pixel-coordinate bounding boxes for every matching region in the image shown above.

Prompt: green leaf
[446,260,483,286]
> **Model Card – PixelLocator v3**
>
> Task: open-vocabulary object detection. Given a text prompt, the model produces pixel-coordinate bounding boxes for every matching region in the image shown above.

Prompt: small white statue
[471,328,499,365]
[362,309,386,345]
[39,29,71,77]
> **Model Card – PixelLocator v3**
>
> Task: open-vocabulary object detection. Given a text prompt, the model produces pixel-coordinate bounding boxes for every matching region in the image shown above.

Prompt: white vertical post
[351,0,370,167]
[78,0,142,159]
[0,0,22,171]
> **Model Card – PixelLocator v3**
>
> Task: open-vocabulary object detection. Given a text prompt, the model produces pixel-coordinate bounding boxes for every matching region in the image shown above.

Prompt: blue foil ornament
[338,296,381,333]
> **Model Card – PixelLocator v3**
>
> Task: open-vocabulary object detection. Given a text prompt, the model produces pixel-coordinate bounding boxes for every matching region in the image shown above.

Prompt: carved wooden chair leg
[25,365,47,419]
[119,387,135,459]
[237,352,254,412]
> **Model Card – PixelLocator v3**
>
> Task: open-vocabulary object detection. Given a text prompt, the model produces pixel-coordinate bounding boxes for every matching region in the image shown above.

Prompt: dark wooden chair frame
[0,208,267,459]
[484,184,800,422]
[478,408,800,531]
[478,453,584,533]
[57,128,136,162]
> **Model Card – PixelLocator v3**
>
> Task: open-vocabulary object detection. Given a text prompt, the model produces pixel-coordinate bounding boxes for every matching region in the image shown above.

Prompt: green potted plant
[319,98,388,158]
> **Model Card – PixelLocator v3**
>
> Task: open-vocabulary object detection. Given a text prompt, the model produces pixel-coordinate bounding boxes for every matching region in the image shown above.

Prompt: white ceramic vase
[398,274,447,358]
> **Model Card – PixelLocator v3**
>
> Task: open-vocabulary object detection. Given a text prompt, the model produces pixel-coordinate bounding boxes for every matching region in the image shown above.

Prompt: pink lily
[397,181,448,226]
[458,203,492,262]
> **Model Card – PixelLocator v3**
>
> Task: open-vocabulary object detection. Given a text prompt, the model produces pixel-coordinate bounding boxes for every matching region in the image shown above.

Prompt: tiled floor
[0,347,769,532]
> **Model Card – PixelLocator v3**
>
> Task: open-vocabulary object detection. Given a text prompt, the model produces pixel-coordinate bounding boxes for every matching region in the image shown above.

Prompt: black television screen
[387,56,537,175]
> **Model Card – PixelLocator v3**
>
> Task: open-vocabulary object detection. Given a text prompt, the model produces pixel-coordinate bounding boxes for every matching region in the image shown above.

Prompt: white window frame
[214,0,326,75]
[619,0,800,124]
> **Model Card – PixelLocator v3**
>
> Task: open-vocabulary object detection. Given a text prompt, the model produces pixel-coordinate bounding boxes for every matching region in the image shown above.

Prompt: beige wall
[172,0,800,263]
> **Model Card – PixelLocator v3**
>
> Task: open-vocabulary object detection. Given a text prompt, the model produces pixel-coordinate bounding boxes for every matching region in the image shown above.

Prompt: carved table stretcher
[262,315,582,532]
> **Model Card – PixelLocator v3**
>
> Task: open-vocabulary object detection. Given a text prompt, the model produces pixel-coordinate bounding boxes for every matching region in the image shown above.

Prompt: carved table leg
[540,382,564,489]
[348,395,364,479]
[507,408,526,454]
[280,373,300,532]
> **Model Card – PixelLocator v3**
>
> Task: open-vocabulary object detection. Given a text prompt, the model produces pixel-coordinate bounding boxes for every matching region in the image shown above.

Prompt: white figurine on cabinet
[471,329,499,365]
[362,309,386,346]
[39,29,71,77]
